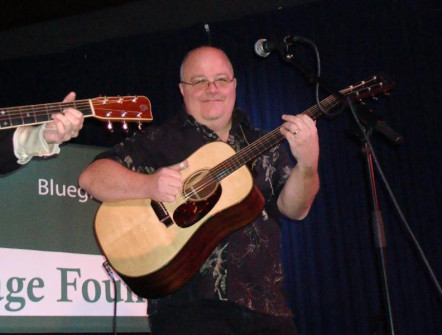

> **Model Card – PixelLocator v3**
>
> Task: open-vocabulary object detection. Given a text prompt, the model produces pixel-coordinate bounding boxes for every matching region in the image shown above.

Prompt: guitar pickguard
[173,184,222,228]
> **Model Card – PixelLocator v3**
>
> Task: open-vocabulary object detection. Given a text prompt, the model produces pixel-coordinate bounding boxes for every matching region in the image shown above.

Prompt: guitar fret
[44,103,61,122]
[11,107,25,126]
[22,106,37,126]
[75,101,92,116]
[0,109,12,128]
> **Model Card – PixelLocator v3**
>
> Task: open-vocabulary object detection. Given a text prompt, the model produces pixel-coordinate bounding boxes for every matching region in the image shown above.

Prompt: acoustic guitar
[0,96,153,130]
[94,75,394,298]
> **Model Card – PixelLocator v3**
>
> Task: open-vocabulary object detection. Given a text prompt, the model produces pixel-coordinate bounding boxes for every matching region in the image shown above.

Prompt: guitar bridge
[151,200,173,227]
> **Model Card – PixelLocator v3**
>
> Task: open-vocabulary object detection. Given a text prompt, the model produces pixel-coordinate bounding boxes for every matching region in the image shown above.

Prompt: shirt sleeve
[13,124,60,165]
[0,129,20,174]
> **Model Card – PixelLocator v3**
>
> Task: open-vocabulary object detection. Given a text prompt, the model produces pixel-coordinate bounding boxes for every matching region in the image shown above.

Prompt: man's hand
[147,161,189,203]
[43,92,84,144]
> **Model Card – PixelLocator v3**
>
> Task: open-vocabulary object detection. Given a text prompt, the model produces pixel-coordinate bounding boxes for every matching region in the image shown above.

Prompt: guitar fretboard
[0,100,94,129]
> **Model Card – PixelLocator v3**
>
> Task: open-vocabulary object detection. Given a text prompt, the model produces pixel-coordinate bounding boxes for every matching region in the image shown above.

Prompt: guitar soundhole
[173,170,222,228]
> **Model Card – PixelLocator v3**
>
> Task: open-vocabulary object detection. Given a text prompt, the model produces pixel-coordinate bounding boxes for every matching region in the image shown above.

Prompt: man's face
[179,47,237,130]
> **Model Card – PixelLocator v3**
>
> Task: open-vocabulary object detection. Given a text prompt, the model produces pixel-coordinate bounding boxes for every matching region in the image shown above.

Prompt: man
[0,92,84,174]
[79,46,319,334]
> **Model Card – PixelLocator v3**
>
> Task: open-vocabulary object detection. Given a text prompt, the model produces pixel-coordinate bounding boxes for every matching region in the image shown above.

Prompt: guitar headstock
[303,73,396,121]
[90,96,153,123]
[344,73,396,101]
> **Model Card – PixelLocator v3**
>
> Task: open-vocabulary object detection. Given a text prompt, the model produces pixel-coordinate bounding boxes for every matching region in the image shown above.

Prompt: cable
[289,36,345,117]
[103,261,118,335]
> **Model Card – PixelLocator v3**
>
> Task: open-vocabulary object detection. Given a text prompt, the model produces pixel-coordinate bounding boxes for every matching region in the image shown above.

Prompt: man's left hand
[43,92,84,144]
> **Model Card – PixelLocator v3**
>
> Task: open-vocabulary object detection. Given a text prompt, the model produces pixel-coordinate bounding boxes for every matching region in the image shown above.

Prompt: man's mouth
[201,96,223,102]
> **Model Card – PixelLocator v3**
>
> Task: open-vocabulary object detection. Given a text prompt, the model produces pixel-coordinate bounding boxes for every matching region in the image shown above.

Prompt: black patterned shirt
[95,108,294,317]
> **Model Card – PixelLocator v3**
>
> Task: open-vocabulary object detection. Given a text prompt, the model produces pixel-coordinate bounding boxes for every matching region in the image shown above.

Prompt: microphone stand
[362,133,395,335]
[276,44,399,335]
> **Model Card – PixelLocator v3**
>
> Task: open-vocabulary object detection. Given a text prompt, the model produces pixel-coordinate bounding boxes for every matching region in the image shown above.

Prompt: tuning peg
[132,96,138,103]
[138,121,142,130]
[107,120,114,132]
[122,121,128,131]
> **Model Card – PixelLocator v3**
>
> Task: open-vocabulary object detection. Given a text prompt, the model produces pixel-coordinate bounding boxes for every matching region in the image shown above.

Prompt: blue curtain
[1,1,441,334]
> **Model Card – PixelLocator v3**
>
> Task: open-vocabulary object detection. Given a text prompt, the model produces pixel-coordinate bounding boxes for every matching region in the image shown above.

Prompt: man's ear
[178,83,185,97]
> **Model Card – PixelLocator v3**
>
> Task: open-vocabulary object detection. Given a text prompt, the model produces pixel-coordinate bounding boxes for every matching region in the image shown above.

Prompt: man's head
[179,46,237,135]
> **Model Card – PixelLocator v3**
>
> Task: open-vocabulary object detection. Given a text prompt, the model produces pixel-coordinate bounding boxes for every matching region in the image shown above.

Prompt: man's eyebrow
[189,76,207,80]
[189,72,231,79]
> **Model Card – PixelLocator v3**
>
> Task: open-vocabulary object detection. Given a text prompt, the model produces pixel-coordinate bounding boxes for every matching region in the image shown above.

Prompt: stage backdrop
[0,144,150,333]
[1,1,441,334]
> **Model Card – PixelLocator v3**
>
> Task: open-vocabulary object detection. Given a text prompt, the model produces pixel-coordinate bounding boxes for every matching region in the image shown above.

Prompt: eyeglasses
[180,77,235,90]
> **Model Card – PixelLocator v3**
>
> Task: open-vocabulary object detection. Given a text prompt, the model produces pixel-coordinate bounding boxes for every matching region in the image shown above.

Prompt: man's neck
[215,130,230,142]
[212,120,232,142]
[188,113,232,142]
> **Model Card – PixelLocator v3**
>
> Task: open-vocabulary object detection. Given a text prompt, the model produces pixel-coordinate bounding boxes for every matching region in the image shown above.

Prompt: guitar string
[1,97,142,113]
[175,77,386,203]
[0,102,91,118]
[0,104,133,117]
[0,97,144,117]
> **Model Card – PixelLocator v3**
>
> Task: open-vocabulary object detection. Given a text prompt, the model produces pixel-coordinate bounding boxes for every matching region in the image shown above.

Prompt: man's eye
[192,79,208,87]
[215,78,231,86]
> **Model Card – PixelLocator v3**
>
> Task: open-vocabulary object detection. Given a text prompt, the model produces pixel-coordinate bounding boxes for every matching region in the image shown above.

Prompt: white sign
[0,248,148,316]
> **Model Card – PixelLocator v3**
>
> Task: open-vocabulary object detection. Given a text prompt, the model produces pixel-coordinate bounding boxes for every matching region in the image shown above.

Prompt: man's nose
[206,80,220,91]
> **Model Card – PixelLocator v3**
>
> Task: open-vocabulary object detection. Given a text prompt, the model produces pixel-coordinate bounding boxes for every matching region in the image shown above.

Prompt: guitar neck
[0,100,94,130]
[0,95,153,130]
[210,93,339,181]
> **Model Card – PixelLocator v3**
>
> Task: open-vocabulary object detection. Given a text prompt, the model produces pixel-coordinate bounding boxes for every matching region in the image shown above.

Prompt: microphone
[254,35,297,57]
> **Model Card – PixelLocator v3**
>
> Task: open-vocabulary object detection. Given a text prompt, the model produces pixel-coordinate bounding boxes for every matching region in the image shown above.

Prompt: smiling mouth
[202,97,223,102]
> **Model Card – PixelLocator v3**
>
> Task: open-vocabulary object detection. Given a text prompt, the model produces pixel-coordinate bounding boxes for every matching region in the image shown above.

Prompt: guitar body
[94,141,265,298]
